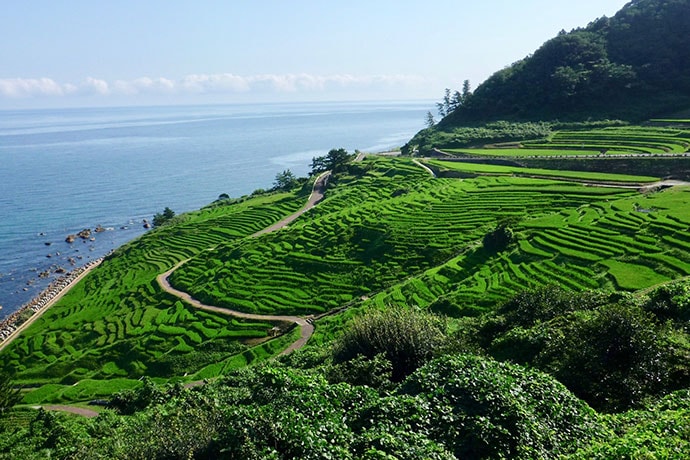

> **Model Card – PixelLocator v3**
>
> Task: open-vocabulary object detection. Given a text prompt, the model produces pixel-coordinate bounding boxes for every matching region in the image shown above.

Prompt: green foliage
[310,147,354,175]
[496,285,611,329]
[109,377,184,415]
[565,390,690,459]
[273,169,298,191]
[435,84,471,118]
[438,0,690,123]
[536,303,671,412]
[399,354,604,459]
[482,225,514,253]
[462,285,690,412]
[425,110,436,128]
[0,373,20,416]
[332,305,447,382]
[406,120,552,154]
[327,353,394,390]
[152,206,175,227]
[642,280,690,323]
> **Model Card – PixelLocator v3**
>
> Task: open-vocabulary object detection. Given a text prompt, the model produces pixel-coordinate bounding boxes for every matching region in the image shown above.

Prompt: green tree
[310,148,354,175]
[482,224,514,253]
[399,355,603,459]
[425,111,436,128]
[0,372,20,415]
[436,88,452,118]
[152,207,175,227]
[461,79,472,104]
[273,169,297,190]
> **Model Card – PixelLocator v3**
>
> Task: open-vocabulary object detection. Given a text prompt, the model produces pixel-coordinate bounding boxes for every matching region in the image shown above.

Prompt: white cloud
[0,77,76,98]
[84,77,110,95]
[181,73,251,93]
[0,73,431,104]
[113,77,176,95]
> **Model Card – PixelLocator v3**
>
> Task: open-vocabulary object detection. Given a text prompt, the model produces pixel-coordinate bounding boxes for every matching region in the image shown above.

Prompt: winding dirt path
[158,171,330,356]
[40,405,99,418]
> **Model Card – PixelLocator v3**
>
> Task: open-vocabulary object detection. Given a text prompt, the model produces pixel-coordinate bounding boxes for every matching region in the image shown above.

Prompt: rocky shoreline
[0,258,103,344]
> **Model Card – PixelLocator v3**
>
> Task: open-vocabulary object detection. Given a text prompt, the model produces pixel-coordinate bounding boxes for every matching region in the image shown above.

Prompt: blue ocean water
[0,100,430,318]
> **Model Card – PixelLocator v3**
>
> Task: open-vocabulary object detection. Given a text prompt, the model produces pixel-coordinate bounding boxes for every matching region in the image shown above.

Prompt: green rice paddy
[1,190,307,400]
[3,143,690,404]
[442,125,690,157]
[426,159,660,183]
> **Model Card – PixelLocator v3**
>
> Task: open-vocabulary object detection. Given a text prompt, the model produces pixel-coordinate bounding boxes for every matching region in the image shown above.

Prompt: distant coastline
[0,101,428,317]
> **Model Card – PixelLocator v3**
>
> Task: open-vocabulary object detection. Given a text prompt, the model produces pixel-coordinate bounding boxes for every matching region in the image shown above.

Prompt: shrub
[642,280,690,322]
[497,285,610,328]
[332,305,447,382]
[327,353,394,390]
[399,354,604,459]
[109,378,183,415]
[0,372,20,416]
[537,303,671,412]
[482,225,514,253]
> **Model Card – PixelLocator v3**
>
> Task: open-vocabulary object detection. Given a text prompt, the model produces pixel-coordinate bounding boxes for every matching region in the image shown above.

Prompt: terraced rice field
[357,183,690,318]
[443,125,690,157]
[0,191,307,395]
[443,148,597,157]
[426,160,660,183]
[5,154,690,403]
[172,157,675,319]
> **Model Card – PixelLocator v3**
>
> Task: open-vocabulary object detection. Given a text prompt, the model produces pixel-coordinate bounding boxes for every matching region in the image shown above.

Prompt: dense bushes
[399,355,603,459]
[536,303,670,411]
[461,284,690,412]
[0,355,606,459]
[331,305,447,382]
[482,225,514,253]
[3,281,690,458]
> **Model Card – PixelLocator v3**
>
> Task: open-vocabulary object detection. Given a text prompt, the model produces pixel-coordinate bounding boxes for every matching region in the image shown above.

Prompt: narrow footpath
[157,171,331,355]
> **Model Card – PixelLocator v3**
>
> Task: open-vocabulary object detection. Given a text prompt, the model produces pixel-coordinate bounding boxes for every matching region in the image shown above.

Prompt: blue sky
[1,0,630,108]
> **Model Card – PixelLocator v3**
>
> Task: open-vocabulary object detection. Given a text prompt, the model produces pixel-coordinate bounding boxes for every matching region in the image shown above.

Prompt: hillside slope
[443,0,690,123]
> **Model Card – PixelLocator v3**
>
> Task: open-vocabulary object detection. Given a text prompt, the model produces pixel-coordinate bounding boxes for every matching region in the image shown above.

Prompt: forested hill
[443,0,690,124]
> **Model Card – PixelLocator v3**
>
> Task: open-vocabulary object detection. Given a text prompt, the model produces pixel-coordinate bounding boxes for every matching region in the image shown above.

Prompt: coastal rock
[65,234,76,244]
[95,225,105,233]
[77,229,92,240]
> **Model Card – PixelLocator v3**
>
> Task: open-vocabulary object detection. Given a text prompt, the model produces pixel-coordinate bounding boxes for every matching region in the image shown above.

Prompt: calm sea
[0,100,430,318]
